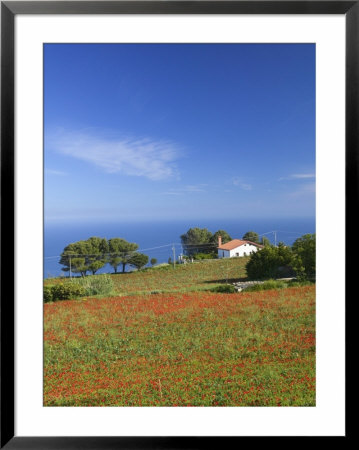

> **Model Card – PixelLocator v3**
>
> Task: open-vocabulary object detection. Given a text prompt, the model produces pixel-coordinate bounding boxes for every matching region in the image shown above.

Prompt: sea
[44,217,315,278]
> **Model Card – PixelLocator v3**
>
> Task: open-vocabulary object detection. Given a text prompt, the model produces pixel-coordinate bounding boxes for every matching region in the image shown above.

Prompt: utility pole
[69,256,72,279]
[172,244,175,269]
[274,231,277,247]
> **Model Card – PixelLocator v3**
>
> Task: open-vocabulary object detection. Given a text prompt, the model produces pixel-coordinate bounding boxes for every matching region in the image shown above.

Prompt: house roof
[218,239,264,250]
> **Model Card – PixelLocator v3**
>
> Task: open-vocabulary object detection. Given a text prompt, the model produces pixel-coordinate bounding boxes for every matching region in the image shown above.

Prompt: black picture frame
[1,1,354,447]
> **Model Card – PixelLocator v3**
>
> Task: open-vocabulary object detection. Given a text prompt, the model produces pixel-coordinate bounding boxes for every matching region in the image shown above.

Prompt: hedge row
[44,283,85,302]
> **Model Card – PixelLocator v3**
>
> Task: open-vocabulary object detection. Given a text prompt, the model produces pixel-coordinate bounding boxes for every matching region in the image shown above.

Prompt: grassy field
[44,259,315,406]
[45,257,248,295]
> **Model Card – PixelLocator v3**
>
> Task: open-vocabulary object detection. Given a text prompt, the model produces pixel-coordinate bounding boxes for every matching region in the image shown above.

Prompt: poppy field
[44,281,315,406]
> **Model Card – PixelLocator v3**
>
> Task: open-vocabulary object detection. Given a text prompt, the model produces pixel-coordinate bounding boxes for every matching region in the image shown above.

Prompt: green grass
[45,257,249,296]
[44,257,315,406]
[44,286,315,406]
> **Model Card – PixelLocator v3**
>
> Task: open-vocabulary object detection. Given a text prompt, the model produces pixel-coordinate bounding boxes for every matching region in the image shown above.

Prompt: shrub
[246,246,293,279]
[43,275,115,302]
[193,252,216,260]
[276,265,295,278]
[50,283,86,301]
[43,285,54,303]
[73,274,114,296]
[292,234,316,280]
[244,280,286,292]
[210,284,237,293]
[287,279,314,287]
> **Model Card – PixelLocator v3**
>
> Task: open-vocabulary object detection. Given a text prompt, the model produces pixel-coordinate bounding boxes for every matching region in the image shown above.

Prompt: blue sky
[44,44,315,224]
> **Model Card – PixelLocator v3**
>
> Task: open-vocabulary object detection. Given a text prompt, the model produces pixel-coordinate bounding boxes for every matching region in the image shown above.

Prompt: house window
[222,251,224,257]
[244,252,247,256]
[236,253,239,257]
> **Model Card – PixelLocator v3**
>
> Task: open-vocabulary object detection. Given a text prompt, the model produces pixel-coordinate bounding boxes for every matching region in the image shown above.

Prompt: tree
[109,256,122,274]
[60,241,90,276]
[260,236,271,247]
[292,234,316,280]
[150,258,157,266]
[242,231,260,244]
[59,245,76,275]
[276,244,295,277]
[180,227,213,256]
[86,237,108,274]
[211,230,232,246]
[60,236,108,276]
[87,236,109,254]
[70,257,88,277]
[108,238,139,273]
[128,253,149,270]
[88,260,106,275]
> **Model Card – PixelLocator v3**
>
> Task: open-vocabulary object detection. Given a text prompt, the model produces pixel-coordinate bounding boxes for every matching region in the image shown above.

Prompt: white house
[217,236,263,259]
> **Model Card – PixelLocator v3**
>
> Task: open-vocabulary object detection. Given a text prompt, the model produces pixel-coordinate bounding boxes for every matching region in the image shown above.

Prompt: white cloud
[46,129,181,181]
[279,173,316,181]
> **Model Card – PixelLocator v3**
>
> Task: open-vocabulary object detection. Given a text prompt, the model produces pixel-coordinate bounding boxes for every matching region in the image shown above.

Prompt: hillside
[45,257,249,296]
